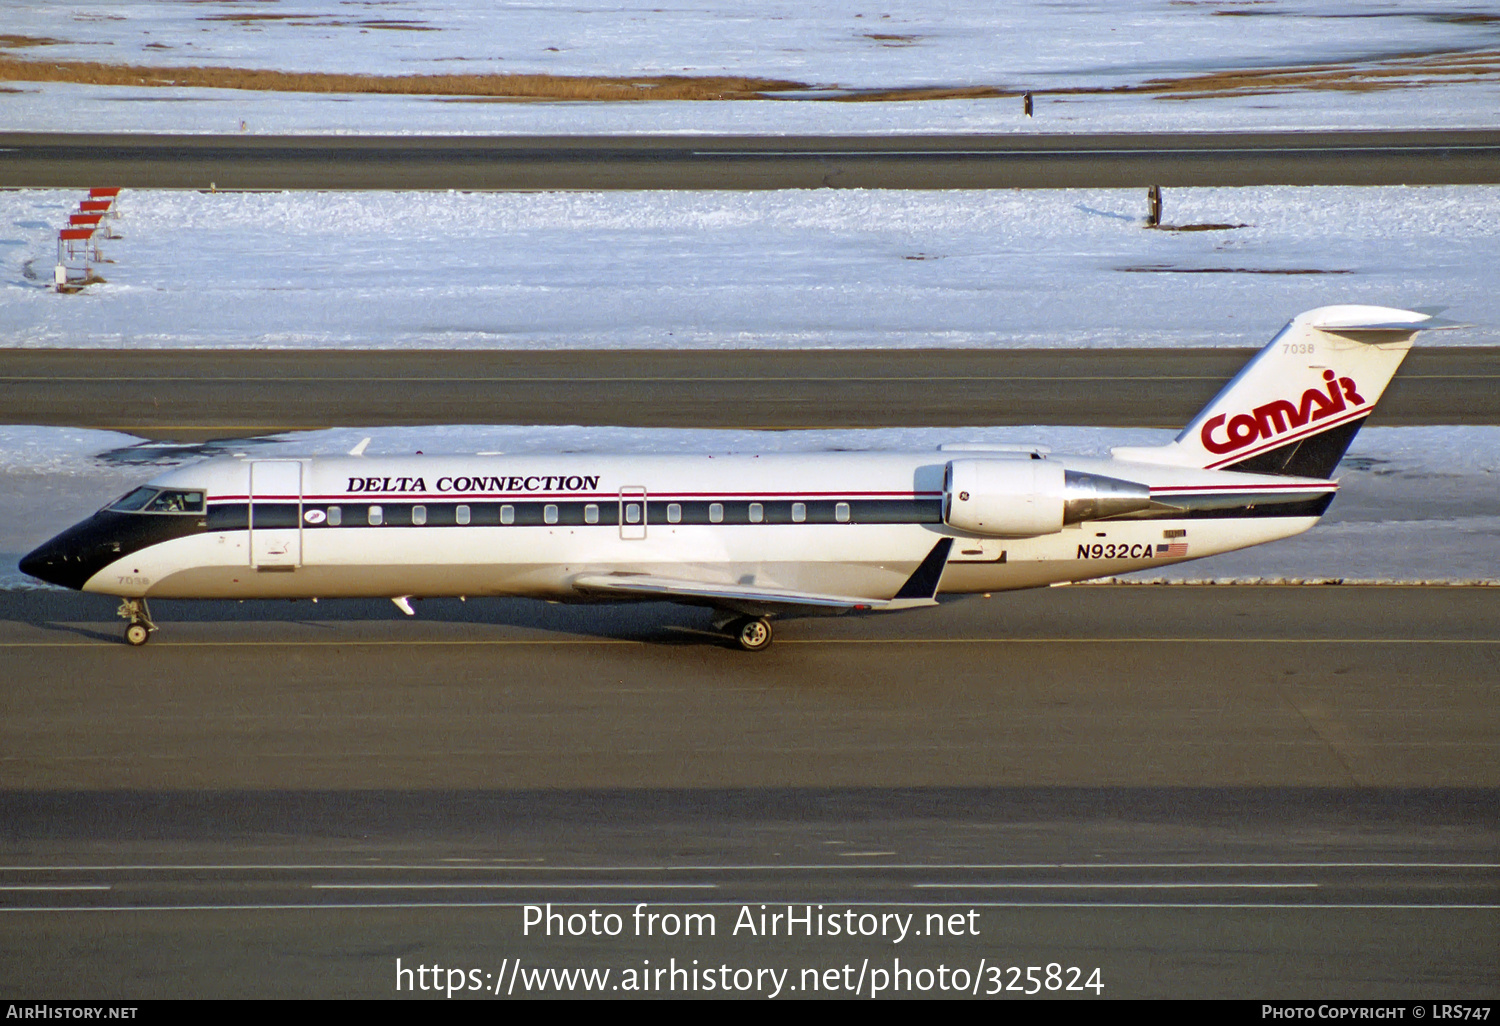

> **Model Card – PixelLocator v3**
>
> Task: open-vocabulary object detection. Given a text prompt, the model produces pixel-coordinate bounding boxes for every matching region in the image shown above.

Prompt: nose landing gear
[117,598,157,646]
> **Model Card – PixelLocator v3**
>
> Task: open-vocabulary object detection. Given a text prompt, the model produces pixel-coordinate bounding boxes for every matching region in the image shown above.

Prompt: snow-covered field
[3,0,1499,134]
[6,186,1497,349]
[1,423,1495,590]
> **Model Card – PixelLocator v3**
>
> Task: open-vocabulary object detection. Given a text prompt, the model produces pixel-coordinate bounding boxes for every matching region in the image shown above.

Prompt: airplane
[19,304,1445,650]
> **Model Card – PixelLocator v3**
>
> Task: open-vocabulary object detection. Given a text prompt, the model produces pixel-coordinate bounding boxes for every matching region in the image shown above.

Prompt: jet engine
[943,459,1152,537]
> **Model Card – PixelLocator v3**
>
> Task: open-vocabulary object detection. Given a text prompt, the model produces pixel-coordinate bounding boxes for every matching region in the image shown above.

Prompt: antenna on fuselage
[348,437,372,457]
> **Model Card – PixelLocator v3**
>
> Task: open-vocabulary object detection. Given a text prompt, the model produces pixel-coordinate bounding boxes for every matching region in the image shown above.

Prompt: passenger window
[369,505,384,526]
[456,504,470,525]
[544,504,559,525]
[835,502,850,523]
[709,503,723,524]
[328,505,342,527]
[792,502,806,523]
[748,502,764,523]
[412,504,427,526]
[667,503,681,524]
[585,504,599,524]
[625,503,641,524]
[500,504,515,525]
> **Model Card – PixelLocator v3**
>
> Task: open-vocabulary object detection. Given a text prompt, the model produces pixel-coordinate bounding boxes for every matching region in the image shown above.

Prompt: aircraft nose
[18,531,97,591]
[19,540,70,589]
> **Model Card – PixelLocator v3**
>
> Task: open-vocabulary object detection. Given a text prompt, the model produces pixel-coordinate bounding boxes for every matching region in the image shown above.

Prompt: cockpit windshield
[108,487,158,512]
[107,487,206,514]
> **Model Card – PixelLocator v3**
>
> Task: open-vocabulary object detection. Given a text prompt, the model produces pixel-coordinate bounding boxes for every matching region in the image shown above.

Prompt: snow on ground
[5,186,1497,349]
[11,77,1500,138]
[3,1,1499,134]
[13,0,1493,84]
[1,423,1495,589]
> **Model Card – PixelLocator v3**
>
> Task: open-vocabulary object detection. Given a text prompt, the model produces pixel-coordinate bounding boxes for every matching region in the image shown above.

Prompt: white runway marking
[1,862,1495,872]
[2,901,1495,914]
[913,882,1321,889]
[309,882,716,890]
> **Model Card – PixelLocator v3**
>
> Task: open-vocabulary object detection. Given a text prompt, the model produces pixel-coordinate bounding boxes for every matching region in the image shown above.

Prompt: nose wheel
[117,598,157,647]
[728,616,774,652]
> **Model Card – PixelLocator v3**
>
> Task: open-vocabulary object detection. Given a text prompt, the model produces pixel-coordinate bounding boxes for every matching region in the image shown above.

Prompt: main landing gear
[117,598,157,647]
[725,616,774,652]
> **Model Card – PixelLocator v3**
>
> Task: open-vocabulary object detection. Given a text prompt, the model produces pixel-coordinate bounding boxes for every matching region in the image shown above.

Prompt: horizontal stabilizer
[1305,308,1463,335]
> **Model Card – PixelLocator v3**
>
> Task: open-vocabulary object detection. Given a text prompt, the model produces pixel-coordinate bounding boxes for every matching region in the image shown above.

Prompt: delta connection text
[345,473,601,494]
[525,902,978,943]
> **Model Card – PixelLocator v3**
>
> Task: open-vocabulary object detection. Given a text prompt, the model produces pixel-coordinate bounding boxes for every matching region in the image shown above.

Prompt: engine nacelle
[943,459,1152,537]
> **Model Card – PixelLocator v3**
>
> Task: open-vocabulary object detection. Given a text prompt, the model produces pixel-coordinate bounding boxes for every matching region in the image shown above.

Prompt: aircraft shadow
[2,589,738,647]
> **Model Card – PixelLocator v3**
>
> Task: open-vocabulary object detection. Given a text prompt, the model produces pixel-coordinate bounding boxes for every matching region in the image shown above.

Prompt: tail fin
[1112,305,1448,478]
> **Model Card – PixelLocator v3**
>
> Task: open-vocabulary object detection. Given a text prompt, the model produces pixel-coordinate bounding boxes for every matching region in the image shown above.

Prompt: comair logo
[1200,371,1365,456]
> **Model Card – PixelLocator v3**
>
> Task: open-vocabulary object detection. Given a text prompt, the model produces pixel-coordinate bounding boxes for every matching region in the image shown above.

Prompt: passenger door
[249,460,303,568]
[619,486,647,540]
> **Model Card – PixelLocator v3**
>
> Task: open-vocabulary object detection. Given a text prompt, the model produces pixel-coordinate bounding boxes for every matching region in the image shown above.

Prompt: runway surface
[1,585,1494,997]
[3,348,1496,438]
[5,130,1500,190]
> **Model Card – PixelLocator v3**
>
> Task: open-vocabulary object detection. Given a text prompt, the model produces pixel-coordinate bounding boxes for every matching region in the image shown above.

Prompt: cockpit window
[108,487,158,512]
[144,490,205,514]
[108,487,205,514]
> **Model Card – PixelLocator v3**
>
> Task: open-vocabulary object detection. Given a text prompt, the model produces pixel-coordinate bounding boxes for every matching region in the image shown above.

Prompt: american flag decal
[1157,542,1189,557]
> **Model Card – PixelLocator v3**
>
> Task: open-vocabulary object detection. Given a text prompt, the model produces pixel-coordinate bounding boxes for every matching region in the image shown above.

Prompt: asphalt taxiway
[0,585,1494,997]
[2,347,1496,439]
[5,130,1500,190]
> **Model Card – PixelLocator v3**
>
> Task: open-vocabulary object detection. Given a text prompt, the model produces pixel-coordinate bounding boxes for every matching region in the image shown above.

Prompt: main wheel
[125,622,150,647]
[732,617,773,652]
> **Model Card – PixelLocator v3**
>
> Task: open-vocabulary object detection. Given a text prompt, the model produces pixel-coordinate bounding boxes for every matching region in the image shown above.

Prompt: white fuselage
[72,450,1333,606]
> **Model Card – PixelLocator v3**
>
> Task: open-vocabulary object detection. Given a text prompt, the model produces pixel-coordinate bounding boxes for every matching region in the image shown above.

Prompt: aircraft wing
[570,573,932,615]
[571,538,954,616]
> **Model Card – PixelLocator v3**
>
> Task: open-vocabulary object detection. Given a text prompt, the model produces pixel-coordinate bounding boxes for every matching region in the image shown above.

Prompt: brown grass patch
[0,34,68,48]
[1027,47,1500,101]
[831,84,1016,102]
[57,269,107,293]
[1432,13,1500,24]
[199,13,308,22]
[2,42,1492,104]
[1135,48,1500,98]
[1148,223,1249,232]
[0,57,809,100]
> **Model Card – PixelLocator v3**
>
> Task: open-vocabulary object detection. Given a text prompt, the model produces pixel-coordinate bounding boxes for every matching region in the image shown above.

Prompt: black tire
[732,617,773,652]
[125,623,150,647]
